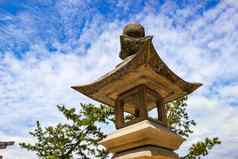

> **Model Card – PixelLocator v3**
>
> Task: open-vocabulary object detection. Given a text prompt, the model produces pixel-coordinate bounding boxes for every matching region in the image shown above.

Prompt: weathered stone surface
[123,23,145,38]
[113,146,179,159]
[72,24,194,158]
[72,36,201,115]
[120,23,146,59]
[99,120,185,153]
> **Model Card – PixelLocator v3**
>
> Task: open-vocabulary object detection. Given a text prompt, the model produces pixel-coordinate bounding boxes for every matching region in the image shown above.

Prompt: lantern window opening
[114,84,168,129]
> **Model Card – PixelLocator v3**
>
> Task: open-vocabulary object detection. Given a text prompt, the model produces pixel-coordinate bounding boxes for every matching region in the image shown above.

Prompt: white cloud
[0,16,123,158]
[1,145,36,159]
[220,85,238,97]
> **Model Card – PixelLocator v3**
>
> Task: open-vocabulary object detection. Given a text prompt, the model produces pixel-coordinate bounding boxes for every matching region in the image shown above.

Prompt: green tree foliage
[165,97,221,159]
[20,104,113,159]
[20,97,221,159]
[166,96,196,138]
[183,137,221,159]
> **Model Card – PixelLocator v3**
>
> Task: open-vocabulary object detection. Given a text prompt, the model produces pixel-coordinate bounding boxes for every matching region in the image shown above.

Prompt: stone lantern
[0,141,14,159]
[72,23,201,159]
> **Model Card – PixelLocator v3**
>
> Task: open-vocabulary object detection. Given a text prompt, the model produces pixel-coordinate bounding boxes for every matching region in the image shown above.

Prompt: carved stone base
[113,146,179,159]
[99,120,185,156]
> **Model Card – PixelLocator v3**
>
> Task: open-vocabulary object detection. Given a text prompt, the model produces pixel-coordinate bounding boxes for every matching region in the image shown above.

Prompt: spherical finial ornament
[123,23,145,38]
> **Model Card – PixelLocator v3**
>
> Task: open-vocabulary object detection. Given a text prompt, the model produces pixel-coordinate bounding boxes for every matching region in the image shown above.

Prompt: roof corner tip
[197,82,203,87]
[192,82,203,91]
[71,86,77,90]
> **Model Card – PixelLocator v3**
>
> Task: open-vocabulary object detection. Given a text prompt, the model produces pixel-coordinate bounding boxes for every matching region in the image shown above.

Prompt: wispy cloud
[0,0,238,158]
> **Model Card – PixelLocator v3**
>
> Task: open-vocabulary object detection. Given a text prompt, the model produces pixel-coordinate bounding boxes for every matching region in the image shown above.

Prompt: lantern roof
[72,35,201,114]
[0,141,14,149]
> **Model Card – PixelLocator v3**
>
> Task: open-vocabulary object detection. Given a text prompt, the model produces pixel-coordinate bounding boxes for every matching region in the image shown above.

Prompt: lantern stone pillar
[115,99,124,129]
[157,100,167,126]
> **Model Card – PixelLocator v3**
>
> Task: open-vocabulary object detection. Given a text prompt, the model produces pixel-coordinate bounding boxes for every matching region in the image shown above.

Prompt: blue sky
[0,0,238,158]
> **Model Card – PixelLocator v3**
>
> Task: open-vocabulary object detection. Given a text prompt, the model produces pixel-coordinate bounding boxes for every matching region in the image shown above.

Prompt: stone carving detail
[119,23,146,59]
